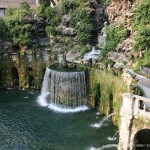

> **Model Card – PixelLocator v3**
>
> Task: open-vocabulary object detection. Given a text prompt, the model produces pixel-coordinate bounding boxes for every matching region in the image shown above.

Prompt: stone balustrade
[119,93,150,150]
[122,93,150,119]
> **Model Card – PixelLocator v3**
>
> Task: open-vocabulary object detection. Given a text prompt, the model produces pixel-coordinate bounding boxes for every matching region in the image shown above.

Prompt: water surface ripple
[0,90,118,150]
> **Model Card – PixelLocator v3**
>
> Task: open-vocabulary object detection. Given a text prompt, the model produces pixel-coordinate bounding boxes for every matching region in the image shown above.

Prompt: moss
[0,55,14,87]
[133,117,150,129]
[31,58,46,89]
[89,69,128,126]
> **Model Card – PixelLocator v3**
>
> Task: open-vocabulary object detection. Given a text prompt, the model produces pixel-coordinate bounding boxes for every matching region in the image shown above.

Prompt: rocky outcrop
[108,51,127,67]
[106,0,135,67]
[0,39,14,52]
[106,0,133,30]
[56,25,76,36]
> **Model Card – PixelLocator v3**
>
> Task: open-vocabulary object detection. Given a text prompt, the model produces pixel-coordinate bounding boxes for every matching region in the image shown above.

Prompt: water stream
[91,113,115,129]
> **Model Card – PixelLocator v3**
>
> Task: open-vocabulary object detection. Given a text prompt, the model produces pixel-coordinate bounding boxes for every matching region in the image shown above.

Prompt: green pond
[0,89,118,150]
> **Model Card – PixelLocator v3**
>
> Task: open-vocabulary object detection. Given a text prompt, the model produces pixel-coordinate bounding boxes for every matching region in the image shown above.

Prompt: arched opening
[134,129,150,150]
[11,67,19,86]
[27,67,34,87]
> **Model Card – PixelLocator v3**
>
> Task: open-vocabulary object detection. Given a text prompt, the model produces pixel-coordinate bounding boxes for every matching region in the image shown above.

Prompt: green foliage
[0,55,14,87]
[19,1,30,10]
[46,26,56,36]
[36,4,56,18]
[44,0,95,53]
[38,0,50,6]
[60,0,79,15]
[0,19,10,39]
[134,51,150,71]
[89,69,128,126]
[97,0,112,5]
[102,24,129,57]
[132,0,150,51]
[70,3,95,45]
[4,2,33,47]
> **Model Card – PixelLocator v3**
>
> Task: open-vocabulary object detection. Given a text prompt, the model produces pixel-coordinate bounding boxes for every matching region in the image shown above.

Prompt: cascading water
[38,66,88,113]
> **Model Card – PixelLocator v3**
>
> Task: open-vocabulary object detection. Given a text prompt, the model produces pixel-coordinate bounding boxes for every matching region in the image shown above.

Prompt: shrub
[70,3,95,45]
[102,24,129,57]
[132,0,150,52]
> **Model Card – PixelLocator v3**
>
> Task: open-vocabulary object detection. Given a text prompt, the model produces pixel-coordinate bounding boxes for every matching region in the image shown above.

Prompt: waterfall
[37,67,88,113]
[37,68,51,107]
[91,113,115,128]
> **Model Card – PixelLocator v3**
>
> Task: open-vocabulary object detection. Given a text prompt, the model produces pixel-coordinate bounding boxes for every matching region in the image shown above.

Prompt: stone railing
[119,93,150,150]
[133,95,150,118]
[141,65,150,76]
[6,53,51,63]
[122,93,150,119]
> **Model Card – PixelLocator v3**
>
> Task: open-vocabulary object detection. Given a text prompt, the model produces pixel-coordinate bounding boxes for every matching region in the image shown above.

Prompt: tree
[4,2,33,49]
[0,19,9,39]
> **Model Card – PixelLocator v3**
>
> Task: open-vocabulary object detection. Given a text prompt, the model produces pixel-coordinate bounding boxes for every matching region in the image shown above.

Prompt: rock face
[56,25,76,36]
[23,14,46,39]
[106,0,133,29]
[0,39,14,52]
[106,0,135,66]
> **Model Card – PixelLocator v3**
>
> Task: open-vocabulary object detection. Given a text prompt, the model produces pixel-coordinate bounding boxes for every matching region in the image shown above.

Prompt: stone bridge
[118,93,150,150]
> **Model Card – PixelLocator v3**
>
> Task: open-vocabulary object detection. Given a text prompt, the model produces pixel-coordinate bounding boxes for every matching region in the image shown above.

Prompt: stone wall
[0,52,56,89]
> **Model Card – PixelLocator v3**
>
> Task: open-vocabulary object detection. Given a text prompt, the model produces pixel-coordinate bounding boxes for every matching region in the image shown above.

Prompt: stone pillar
[118,93,135,150]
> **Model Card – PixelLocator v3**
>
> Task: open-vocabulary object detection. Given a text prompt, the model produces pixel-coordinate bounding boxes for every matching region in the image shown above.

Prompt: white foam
[107,137,117,141]
[48,103,89,113]
[37,92,50,107]
[91,123,102,128]
[96,112,101,115]
[91,113,115,129]
[88,144,118,150]
[24,96,28,99]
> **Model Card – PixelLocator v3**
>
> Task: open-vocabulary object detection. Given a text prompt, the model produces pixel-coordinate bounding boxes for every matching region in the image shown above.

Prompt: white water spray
[88,144,118,150]
[91,113,115,128]
[37,68,50,107]
[107,131,119,141]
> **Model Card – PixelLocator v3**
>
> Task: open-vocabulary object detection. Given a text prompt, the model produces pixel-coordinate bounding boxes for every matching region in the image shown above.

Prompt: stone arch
[27,67,34,87]
[133,129,150,150]
[11,66,19,86]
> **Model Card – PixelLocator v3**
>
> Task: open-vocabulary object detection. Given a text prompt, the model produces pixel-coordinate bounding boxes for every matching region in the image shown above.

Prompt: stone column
[118,93,135,150]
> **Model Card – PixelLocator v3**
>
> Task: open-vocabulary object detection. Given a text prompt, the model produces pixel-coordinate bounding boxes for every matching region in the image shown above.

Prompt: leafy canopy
[4,1,33,47]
